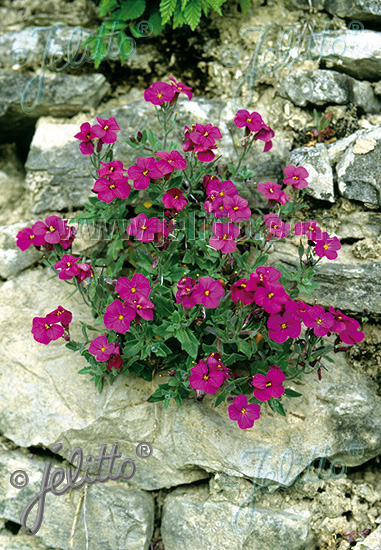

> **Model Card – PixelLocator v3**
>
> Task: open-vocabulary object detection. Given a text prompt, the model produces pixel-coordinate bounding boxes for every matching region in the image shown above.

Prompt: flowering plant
[17,77,364,430]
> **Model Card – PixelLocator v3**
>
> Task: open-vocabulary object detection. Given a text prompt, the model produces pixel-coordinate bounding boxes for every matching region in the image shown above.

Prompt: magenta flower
[107,349,124,370]
[54,255,80,280]
[231,278,249,304]
[126,214,161,243]
[302,304,334,337]
[144,81,175,105]
[253,266,282,286]
[45,305,72,326]
[183,125,198,153]
[155,150,187,174]
[329,307,354,333]
[190,123,222,149]
[224,195,251,222]
[228,394,261,430]
[131,295,155,321]
[202,175,221,190]
[206,179,238,200]
[314,232,341,260]
[192,276,225,309]
[194,145,218,162]
[294,221,323,242]
[44,215,67,244]
[169,77,193,100]
[234,110,263,133]
[264,214,290,239]
[31,317,64,345]
[92,117,121,144]
[340,326,365,345]
[162,188,188,211]
[189,360,224,394]
[16,223,46,251]
[89,335,116,361]
[59,222,77,250]
[103,299,135,333]
[295,300,312,318]
[209,222,240,253]
[76,262,94,283]
[176,276,197,309]
[74,122,96,155]
[251,367,286,401]
[254,123,274,152]
[207,355,230,382]
[254,281,289,314]
[268,302,302,343]
[98,160,126,180]
[257,181,283,201]
[116,274,151,302]
[283,165,309,188]
[128,156,163,190]
[212,198,229,219]
[92,176,131,203]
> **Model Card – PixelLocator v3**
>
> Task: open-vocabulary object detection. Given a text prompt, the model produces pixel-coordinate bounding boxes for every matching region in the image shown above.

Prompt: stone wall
[0,0,380,549]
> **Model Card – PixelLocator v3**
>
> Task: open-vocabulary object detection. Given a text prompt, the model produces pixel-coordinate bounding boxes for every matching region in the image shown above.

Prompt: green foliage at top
[86,0,251,67]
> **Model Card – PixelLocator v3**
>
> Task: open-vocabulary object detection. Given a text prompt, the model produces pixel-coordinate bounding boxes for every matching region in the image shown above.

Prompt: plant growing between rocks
[16,77,365,430]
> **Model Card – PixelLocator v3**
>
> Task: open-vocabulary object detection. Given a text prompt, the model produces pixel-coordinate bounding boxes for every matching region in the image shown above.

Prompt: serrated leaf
[206,0,225,16]
[148,9,164,35]
[115,0,146,21]
[183,0,202,30]
[99,0,119,17]
[160,0,177,24]
[172,2,185,28]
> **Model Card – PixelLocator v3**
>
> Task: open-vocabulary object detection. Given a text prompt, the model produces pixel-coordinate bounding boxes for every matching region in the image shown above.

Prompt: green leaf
[123,339,143,358]
[239,0,251,15]
[269,399,286,416]
[175,327,200,358]
[153,294,175,316]
[147,388,166,402]
[237,339,252,359]
[66,341,83,352]
[117,31,135,63]
[284,388,303,398]
[207,0,225,16]
[160,0,177,24]
[115,0,146,21]
[183,0,202,30]
[148,8,164,35]
[99,0,119,17]
[214,389,228,407]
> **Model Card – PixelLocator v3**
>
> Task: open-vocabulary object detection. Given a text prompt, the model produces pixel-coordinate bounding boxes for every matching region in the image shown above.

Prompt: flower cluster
[92,160,131,203]
[144,77,193,106]
[32,306,72,345]
[295,220,342,260]
[189,353,230,394]
[176,276,225,309]
[183,123,222,162]
[16,216,76,252]
[104,274,155,333]
[89,335,123,371]
[234,109,275,152]
[75,117,121,155]
[54,255,94,283]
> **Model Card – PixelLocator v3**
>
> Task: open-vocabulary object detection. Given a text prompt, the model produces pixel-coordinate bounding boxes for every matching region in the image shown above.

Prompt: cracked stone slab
[0,269,380,492]
[0,447,154,550]
[288,142,335,202]
[337,126,381,206]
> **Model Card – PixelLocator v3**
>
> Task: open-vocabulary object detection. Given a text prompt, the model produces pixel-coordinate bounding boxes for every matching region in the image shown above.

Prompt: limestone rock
[309,31,381,81]
[0,70,110,143]
[337,126,381,206]
[279,69,380,113]
[288,143,335,202]
[0,222,41,279]
[0,447,154,550]
[324,0,381,22]
[0,268,380,492]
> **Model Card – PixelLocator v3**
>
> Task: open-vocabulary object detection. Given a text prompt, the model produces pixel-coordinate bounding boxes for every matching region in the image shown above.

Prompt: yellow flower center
[141,225,148,230]
[267,292,274,299]
[205,290,210,296]
[247,118,252,123]
[292,175,298,180]
[174,195,179,199]
[259,274,264,281]
[110,166,114,171]
[118,314,124,320]
[136,304,142,310]
[101,346,106,352]
[109,184,115,190]
[203,374,209,380]
[266,382,272,388]
[241,283,246,289]
[233,206,239,211]
[44,323,51,330]
[157,92,163,98]
[273,224,278,229]
[281,323,287,329]
[316,318,323,325]
[219,191,224,197]
[308,226,314,231]
[203,132,209,137]
[323,243,329,250]
[103,125,109,130]
[269,188,274,193]
[131,287,136,293]
[241,407,247,414]
[30,234,35,239]
[222,234,229,240]
[49,226,56,232]
[66,262,71,267]
[143,169,149,176]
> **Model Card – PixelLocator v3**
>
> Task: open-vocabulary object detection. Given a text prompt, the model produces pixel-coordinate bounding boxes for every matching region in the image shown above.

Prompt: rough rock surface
[309,31,381,80]
[336,126,381,206]
[0,446,154,550]
[0,268,380,493]
[279,69,380,113]
[0,70,110,143]
[288,142,335,202]
[0,221,41,279]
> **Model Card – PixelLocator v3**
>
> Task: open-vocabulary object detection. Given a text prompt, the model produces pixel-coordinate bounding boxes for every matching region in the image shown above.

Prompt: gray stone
[337,126,381,206]
[0,70,110,143]
[161,482,316,550]
[0,222,42,279]
[0,446,154,550]
[309,31,381,81]
[324,0,381,22]
[288,142,335,202]
[279,69,380,113]
[0,269,380,492]
[0,532,55,550]
[358,525,381,549]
